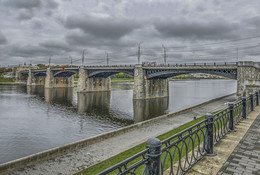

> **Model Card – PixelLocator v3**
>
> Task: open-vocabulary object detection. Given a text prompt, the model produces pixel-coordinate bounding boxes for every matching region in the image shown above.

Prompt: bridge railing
[97,90,259,175]
[142,62,238,67]
[85,64,136,68]
[20,62,238,72]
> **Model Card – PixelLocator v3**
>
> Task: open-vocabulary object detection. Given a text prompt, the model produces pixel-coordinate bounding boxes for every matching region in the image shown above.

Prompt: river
[0,79,236,164]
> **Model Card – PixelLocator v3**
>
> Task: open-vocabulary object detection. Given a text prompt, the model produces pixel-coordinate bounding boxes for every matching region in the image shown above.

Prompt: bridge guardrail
[97,90,259,175]
[19,62,238,72]
[142,62,238,67]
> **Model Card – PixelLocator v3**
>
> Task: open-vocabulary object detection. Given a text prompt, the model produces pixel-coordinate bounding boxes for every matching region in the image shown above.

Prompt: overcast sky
[0,0,260,66]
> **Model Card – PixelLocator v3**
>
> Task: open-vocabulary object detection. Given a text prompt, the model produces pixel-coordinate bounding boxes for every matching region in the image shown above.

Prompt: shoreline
[0,82,26,85]
[0,78,229,86]
[2,93,236,175]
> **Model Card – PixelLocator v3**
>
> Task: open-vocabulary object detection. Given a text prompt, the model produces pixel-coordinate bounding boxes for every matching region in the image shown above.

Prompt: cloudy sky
[0,0,260,66]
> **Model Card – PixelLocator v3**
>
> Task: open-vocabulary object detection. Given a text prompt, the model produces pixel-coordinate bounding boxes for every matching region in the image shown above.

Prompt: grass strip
[75,115,206,175]
[0,77,15,82]
[111,78,134,83]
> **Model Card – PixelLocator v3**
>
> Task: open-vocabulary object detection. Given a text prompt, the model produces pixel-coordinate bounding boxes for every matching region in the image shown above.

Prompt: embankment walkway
[187,106,260,175]
[7,94,237,175]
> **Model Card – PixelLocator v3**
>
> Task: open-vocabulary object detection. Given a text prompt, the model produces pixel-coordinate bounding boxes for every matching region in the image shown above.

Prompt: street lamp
[137,42,143,64]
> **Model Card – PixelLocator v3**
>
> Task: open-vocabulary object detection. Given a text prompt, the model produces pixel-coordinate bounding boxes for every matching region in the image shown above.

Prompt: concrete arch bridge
[16,61,260,99]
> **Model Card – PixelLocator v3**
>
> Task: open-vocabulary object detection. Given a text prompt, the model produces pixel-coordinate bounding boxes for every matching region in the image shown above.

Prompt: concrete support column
[15,71,26,82]
[88,77,111,92]
[54,76,74,88]
[77,67,111,92]
[237,61,260,96]
[77,67,87,92]
[45,68,54,88]
[15,71,20,82]
[133,65,169,99]
[133,64,145,99]
[27,69,33,86]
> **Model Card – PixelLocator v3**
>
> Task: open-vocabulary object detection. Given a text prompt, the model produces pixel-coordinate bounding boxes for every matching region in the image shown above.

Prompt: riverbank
[0,82,26,85]
[5,93,237,175]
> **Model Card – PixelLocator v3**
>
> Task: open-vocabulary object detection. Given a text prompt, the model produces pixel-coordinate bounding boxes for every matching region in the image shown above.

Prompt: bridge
[16,61,260,99]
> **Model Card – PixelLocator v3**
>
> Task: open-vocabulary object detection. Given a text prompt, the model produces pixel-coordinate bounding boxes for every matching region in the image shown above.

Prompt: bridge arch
[53,70,78,77]
[145,69,237,80]
[33,72,46,77]
[87,69,134,78]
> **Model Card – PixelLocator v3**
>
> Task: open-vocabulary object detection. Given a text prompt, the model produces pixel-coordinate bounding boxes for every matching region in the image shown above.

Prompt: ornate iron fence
[213,107,230,144]
[233,100,243,125]
[97,90,259,175]
[160,119,207,174]
[246,96,251,115]
[97,149,149,175]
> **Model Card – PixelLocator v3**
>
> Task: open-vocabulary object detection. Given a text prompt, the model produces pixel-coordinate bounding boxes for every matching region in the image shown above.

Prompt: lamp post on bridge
[48,57,51,68]
[236,48,238,62]
[162,44,167,65]
[137,42,143,64]
[105,52,109,65]
[81,50,86,67]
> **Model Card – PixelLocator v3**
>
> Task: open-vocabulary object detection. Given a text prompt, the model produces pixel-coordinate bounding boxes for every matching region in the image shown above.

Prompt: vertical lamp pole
[137,42,143,64]
[236,48,238,62]
[106,52,109,65]
[49,57,51,67]
[162,44,167,65]
[82,50,85,66]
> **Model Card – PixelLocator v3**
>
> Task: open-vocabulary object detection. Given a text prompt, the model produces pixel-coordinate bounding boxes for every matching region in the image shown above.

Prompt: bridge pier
[77,67,111,93]
[27,69,45,86]
[15,71,27,82]
[45,68,74,88]
[237,61,260,96]
[133,65,169,99]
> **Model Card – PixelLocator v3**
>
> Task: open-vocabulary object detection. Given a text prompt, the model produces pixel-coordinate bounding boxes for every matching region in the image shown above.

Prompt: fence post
[228,103,235,132]
[250,93,254,111]
[242,97,247,119]
[146,137,161,175]
[256,91,259,106]
[205,113,216,156]
[259,90,260,103]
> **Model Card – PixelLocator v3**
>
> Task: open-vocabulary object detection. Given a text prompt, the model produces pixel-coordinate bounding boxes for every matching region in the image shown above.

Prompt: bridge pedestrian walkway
[187,106,260,175]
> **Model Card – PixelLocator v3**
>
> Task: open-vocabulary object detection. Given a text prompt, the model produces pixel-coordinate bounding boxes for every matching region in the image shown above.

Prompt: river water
[0,79,236,164]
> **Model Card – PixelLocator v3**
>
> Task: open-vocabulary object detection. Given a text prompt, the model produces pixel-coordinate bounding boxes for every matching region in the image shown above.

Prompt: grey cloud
[44,0,58,9]
[154,19,239,40]
[65,15,141,39]
[17,9,34,20]
[244,16,260,28]
[8,44,61,58]
[31,19,43,29]
[65,31,136,49]
[39,40,72,52]
[0,31,7,45]
[4,0,42,9]
[206,47,233,55]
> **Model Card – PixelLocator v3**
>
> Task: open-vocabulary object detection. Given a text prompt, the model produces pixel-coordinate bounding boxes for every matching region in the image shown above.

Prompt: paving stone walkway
[217,114,260,175]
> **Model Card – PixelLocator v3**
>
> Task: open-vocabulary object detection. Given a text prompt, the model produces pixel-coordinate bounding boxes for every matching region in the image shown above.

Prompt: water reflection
[133,97,169,123]
[77,92,111,115]
[44,88,74,107]
[24,85,170,124]
[77,92,133,126]
[26,85,44,97]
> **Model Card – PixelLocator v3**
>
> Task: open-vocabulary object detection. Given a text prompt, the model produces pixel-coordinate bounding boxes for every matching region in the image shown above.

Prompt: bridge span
[16,61,260,99]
